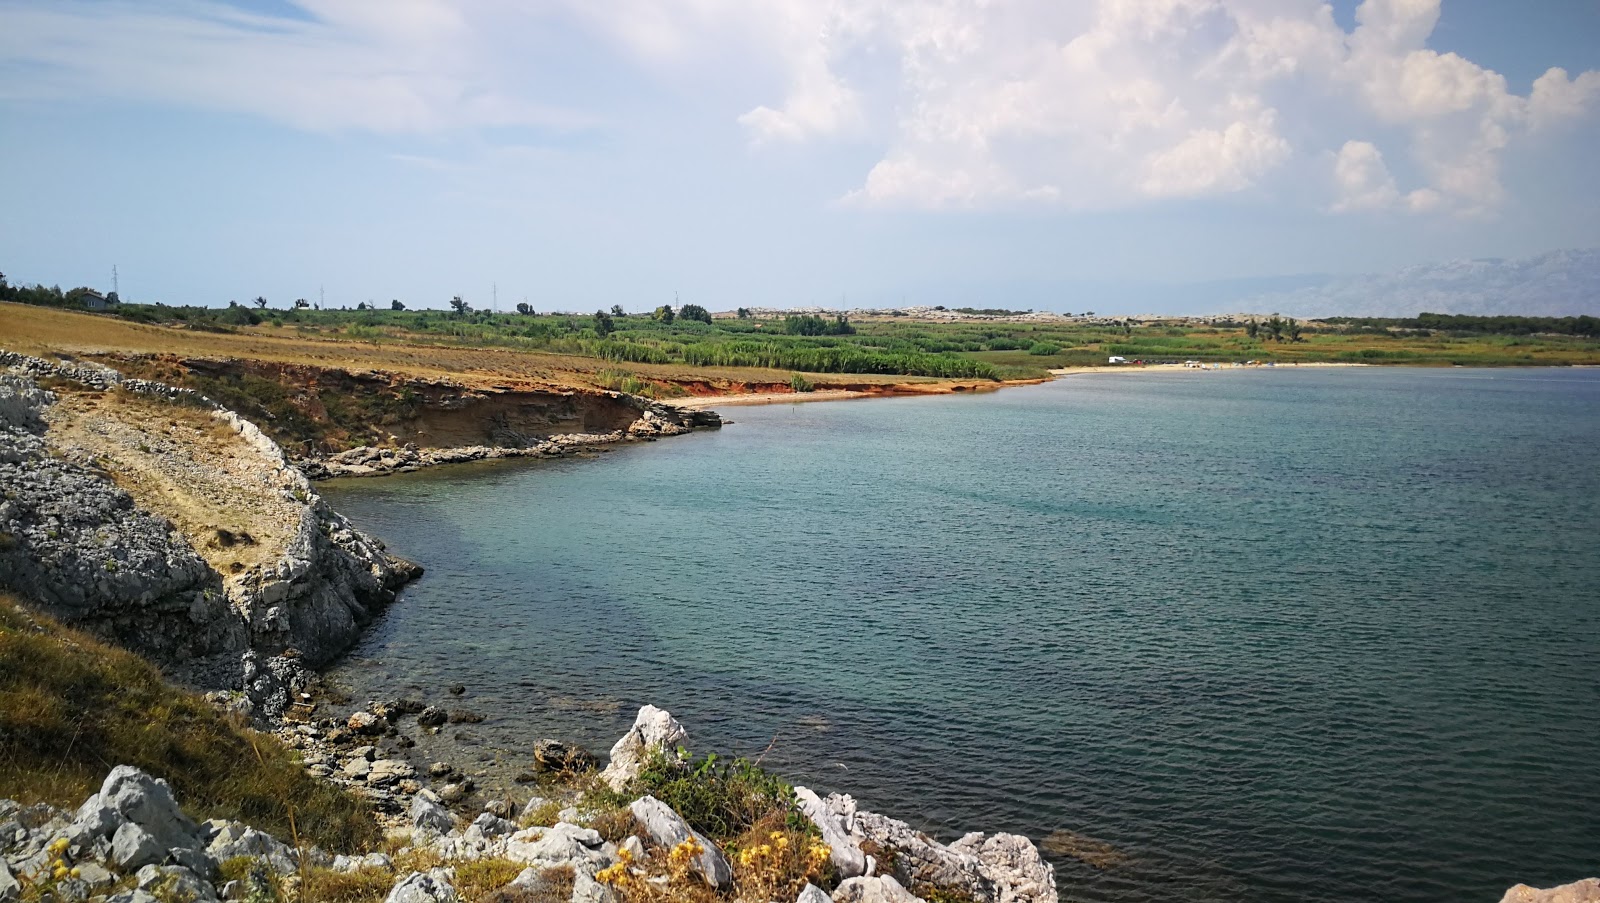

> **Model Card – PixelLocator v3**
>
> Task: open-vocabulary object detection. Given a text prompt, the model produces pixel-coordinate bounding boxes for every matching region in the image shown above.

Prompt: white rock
[111,822,166,871]
[599,705,687,791]
[833,875,925,903]
[411,796,456,835]
[100,767,202,853]
[799,882,834,903]
[368,760,415,787]
[503,823,609,870]
[628,796,730,890]
[947,834,1056,903]
[796,786,866,878]
[384,870,458,903]
[0,860,18,902]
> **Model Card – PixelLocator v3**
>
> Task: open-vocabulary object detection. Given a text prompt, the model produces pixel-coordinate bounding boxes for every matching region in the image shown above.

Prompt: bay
[323,367,1600,903]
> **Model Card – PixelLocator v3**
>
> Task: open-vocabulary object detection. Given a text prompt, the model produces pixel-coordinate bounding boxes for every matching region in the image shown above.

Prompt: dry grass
[0,302,942,395]
[0,595,379,851]
[41,386,301,575]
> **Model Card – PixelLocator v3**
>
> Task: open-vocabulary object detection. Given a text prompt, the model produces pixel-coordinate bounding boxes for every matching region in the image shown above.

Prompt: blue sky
[1,0,1597,313]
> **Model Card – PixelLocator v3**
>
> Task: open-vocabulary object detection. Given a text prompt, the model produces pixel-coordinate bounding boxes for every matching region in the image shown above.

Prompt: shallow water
[323,368,1600,903]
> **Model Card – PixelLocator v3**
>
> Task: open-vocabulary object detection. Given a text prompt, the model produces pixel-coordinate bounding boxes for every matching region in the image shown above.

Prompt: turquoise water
[323,368,1600,903]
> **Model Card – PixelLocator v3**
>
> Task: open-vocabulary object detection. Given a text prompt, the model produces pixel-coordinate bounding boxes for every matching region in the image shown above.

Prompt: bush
[1026,343,1061,356]
[631,750,800,842]
[789,373,815,393]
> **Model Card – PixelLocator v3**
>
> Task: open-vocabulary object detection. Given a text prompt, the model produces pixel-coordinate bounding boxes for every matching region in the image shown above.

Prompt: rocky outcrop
[0,373,246,671]
[802,790,1056,903]
[1501,879,1600,903]
[0,356,420,689]
[598,705,687,791]
[628,796,732,889]
[796,785,868,878]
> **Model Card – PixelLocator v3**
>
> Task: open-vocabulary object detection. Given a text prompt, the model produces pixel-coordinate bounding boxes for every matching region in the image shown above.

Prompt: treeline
[1324,313,1600,337]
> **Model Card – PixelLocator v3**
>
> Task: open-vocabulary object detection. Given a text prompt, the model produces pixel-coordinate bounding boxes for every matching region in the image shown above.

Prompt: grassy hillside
[0,595,378,851]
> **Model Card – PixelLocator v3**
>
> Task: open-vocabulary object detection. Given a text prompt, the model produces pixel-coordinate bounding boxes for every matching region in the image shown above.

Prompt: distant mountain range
[1229,248,1600,319]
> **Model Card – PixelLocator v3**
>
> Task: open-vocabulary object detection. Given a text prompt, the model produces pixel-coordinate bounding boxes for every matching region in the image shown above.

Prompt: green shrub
[1026,343,1061,356]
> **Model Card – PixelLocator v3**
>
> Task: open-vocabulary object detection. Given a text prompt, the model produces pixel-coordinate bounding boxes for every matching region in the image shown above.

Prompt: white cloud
[1,0,1596,215]
[0,0,591,133]
[1331,140,1437,213]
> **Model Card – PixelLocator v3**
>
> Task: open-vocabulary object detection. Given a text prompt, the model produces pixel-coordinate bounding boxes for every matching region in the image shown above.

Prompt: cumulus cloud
[1,0,1596,215]
[685,0,1599,214]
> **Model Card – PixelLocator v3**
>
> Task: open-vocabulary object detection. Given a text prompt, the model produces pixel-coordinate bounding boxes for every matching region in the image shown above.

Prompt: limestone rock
[628,796,730,890]
[947,834,1056,903]
[1501,879,1600,903]
[599,706,687,791]
[410,795,456,836]
[348,712,383,735]
[503,823,609,870]
[111,822,167,872]
[798,882,832,903]
[206,823,296,876]
[417,707,448,729]
[368,760,416,787]
[136,865,216,903]
[385,870,458,903]
[834,875,925,903]
[0,860,18,902]
[795,786,866,878]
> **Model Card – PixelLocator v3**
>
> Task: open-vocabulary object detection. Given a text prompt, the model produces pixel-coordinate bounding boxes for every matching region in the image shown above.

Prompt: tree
[516,302,533,315]
[1245,319,1260,339]
[594,310,615,337]
[736,307,752,319]
[391,299,405,311]
[1264,315,1285,342]
[450,295,470,316]
[651,304,675,324]
[611,304,625,317]
[1286,318,1303,343]
[679,303,712,324]
[294,298,310,309]
[253,296,268,309]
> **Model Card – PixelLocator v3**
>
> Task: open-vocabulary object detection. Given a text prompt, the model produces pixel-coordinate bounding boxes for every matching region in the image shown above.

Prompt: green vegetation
[0,596,378,851]
[628,750,805,842]
[6,270,1599,380]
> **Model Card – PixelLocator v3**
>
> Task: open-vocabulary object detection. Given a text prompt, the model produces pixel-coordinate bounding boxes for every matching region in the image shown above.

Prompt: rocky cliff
[0,353,420,692]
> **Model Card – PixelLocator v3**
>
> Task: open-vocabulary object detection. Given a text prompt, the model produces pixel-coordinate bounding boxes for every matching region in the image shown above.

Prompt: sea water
[322,367,1600,903]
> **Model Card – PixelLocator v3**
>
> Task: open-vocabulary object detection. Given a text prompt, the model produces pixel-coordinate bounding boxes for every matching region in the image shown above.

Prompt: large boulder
[795,786,867,878]
[599,706,686,791]
[628,796,731,890]
[100,767,202,853]
[1501,879,1600,903]
[833,875,925,903]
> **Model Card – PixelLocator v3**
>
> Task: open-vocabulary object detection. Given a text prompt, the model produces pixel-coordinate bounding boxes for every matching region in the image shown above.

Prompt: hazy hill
[1232,248,1600,319]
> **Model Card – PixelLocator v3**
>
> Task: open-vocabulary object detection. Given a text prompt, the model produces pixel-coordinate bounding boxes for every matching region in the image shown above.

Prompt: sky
[1,0,1598,313]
